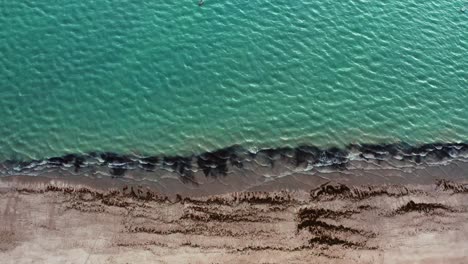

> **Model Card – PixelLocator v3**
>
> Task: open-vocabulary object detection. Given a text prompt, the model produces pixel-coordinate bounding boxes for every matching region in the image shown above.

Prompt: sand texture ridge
[1,177,468,264]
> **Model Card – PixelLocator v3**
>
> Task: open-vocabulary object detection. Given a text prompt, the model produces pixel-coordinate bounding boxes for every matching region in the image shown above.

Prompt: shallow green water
[0,1,467,161]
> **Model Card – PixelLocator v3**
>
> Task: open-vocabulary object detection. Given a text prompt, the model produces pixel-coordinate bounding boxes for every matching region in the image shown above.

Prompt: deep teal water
[0,1,467,161]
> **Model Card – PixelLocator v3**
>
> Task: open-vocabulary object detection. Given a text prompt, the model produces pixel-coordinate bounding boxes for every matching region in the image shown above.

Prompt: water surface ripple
[0,1,467,161]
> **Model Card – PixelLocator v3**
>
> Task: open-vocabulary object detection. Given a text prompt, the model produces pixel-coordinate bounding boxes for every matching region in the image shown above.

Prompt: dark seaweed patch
[234,191,293,204]
[310,182,416,201]
[308,236,363,248]
[435,179,468,193]
[297,207,355,223]
[395,200,451,214]
[310,182,352,200]
[296,207,372,249]
[181,207,272,223]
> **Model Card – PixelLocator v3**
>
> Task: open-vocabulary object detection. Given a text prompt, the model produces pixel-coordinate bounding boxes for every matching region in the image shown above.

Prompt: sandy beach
[1,170,468,264]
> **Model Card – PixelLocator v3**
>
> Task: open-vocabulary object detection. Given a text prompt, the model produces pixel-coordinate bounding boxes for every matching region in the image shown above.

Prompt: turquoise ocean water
[0,1,467,161]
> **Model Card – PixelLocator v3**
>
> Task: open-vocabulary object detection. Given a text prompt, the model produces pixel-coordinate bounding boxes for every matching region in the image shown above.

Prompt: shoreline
[1,142,467,196]
[3,142,468,175]
[2,157,468,197]
[2,145,468,263]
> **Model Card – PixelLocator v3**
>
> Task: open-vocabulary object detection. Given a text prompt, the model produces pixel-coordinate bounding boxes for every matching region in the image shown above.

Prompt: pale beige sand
[1,177,468,264]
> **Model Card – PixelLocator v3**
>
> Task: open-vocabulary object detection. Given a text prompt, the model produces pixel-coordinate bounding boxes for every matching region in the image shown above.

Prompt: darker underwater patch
[2,142,468,184]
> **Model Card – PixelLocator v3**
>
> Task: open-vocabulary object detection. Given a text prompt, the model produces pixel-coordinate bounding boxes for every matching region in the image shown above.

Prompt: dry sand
[1,175,468,264]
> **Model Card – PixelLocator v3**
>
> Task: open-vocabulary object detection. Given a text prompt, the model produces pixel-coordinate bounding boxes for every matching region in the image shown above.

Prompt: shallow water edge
[1,142,468,196]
